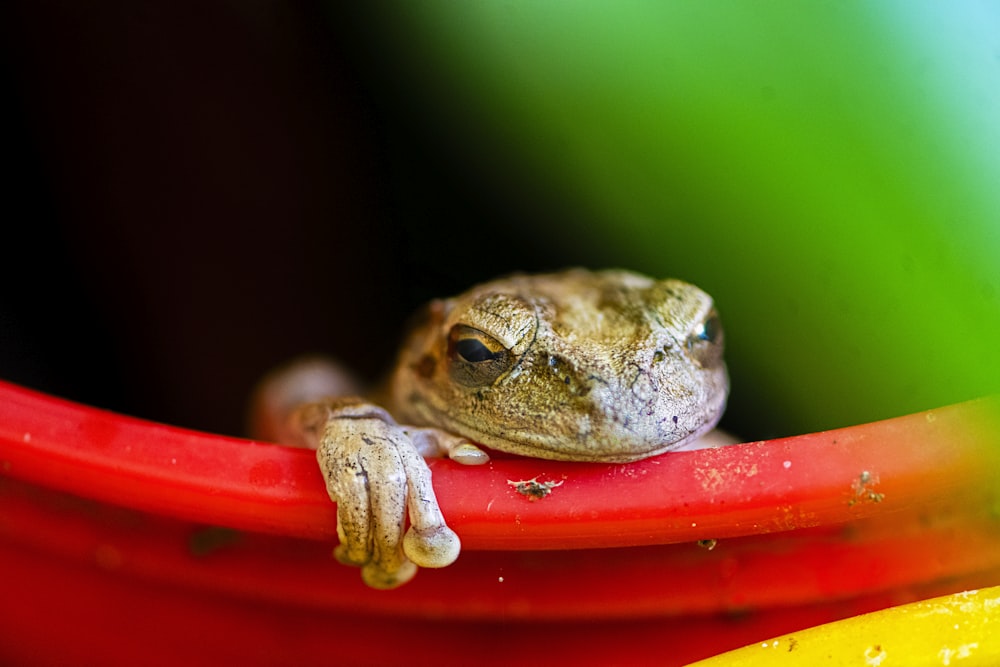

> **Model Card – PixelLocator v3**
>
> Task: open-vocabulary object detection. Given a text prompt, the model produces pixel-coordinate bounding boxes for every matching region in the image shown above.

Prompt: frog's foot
[294,399,461,589]
[403,426,491,466]
[249,357,362,447]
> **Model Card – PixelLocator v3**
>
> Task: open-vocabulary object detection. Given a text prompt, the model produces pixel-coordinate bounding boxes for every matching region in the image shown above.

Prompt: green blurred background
[3,2,997,440]
[356,2,1000,438]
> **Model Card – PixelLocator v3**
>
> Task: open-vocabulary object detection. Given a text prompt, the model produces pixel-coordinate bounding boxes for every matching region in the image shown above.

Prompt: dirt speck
[849,470,885,506]
[507,476,565,501]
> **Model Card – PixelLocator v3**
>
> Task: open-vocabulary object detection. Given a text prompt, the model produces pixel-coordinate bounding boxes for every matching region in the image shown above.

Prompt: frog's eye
[686,309,724,367]
[447,325,514,387]
[693,311,721,345]
[453,336,502,363]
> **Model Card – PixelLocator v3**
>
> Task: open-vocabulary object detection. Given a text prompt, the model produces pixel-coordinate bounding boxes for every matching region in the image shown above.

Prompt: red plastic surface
[1,380,999,666]
[2,381,998,549]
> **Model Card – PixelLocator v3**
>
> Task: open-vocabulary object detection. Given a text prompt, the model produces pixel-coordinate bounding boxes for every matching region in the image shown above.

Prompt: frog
[252,269,729,589]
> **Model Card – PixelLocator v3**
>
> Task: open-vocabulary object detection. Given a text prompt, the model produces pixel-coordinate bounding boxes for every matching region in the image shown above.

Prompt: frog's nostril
[547,355,591,397]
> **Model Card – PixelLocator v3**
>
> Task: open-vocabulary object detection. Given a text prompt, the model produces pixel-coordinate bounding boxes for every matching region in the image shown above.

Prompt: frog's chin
[435,412,722,464]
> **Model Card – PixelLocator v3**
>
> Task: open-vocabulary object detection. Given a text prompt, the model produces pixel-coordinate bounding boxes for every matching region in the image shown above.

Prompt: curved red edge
[0,380,998,550]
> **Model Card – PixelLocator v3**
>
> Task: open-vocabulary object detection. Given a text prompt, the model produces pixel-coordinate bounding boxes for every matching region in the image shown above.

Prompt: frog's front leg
[291,398,465,589]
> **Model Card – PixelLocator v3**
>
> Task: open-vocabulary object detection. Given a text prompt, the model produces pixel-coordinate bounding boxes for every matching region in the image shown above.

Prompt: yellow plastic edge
[686,586,1000,666]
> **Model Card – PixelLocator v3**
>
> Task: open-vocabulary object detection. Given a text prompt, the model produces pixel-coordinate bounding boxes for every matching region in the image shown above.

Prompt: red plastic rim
[0,380,998,550]
[0,383,1000,550]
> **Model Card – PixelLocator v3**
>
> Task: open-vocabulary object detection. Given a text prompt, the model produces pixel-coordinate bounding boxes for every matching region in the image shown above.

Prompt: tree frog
[253,269,729,588]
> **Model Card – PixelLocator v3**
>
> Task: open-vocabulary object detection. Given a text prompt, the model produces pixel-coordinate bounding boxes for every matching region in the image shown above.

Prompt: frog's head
[390,269,729,463]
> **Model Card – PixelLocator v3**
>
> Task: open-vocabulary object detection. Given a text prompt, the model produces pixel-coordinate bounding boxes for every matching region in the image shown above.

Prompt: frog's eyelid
[450,297,536,352]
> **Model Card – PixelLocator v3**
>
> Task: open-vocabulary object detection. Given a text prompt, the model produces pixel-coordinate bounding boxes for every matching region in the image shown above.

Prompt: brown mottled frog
[253,269,729,588]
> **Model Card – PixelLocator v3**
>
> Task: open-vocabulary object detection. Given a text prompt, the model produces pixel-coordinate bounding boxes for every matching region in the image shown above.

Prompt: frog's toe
[333,529,418,589]
[332,542,367,568]
[361,560,418,590]
[403,524,461,569]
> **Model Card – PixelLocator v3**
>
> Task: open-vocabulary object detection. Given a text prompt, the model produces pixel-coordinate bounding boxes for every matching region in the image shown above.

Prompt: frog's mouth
[413,393,727,464]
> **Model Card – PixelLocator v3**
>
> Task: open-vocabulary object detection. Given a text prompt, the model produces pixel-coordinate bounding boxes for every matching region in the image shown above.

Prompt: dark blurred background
[5,3,998,443]
[0,2,582,436]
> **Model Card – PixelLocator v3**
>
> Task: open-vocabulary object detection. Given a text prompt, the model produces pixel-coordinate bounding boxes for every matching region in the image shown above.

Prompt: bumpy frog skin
[258,269,728,589]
